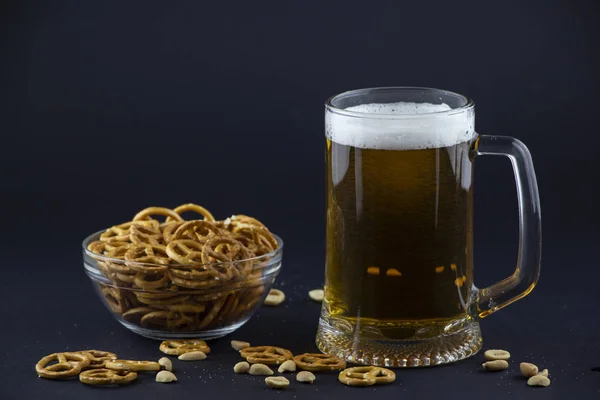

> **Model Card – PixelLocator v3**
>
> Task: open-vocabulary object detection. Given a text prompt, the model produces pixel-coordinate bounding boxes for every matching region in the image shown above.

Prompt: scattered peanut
[231,340,251,351]
[178,351,207,361]
[158,357,172,372]
[278,360,296,373]
[520,362,539,378]
[308,289,324,302]
[264,289,285,306]
[155,370,177,383]
[249,363,274,376]
[482,360,509,371]
[265,376,290,389]
[538,369,549,377]
[234,361,250,374]
[296,371,316,384]
[484,349,511,361]
[527,375,551,387]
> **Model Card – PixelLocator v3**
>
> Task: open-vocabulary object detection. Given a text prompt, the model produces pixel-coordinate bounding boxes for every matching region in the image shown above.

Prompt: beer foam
[326,102,474,150]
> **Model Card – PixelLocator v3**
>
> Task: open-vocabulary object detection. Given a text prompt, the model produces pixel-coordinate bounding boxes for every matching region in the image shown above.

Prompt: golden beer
[325,139,473,335]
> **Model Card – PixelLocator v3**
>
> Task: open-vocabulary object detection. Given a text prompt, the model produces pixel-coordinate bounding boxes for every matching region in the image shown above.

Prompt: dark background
[1,0,598,398]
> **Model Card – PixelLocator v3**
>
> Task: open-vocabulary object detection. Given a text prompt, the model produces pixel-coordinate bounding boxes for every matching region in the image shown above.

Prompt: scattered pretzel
[159,340,211,356]
[338,366,396,387]
[293,353,346,371]
[35,352,91,379]
[105,360,161,372]
[239,346,293,365]
[78,350,117,369]
[79,369,137,385]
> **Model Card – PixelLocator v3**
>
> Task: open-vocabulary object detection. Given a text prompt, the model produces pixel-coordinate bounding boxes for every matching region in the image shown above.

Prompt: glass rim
[82,230,284,269]
[325,86,475,119]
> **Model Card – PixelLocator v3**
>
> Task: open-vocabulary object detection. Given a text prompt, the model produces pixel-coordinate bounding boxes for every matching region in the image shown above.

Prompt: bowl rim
[82,230,284,269]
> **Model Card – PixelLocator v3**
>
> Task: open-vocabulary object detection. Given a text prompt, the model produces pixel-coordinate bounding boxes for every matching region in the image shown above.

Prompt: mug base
[316,316,482,367]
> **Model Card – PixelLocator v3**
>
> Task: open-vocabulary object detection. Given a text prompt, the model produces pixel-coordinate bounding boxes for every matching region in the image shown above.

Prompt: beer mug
[317,87,541,367]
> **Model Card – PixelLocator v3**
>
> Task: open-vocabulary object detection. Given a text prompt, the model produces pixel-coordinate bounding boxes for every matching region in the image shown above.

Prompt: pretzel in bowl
[35,352,91,379]
[239,346,293,365]
[159,340,211,356]
[293,353,347,371]
[79,368,137,386]
[338,366,396,387]
[87,204,279,334]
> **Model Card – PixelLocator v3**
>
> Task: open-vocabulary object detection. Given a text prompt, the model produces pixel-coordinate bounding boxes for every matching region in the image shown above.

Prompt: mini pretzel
[129,224,162,246]
[172,220,223,243]
[122,307,155,324]
[133,206,183,222]
[78,350,118,369]
[167,203,216,222]
[239,346,293,365]
[293,353,346,371]
[161,221,184,243]
[35,352,91,379]
[79,368,137,385]
[338,366,396,387]
[105,360,161,372]
[125,245,171,271]
[159,340,211,356]
[133,271,170,290]
[101,287,132,313]
[166,239,205,264]
[201,236,249,264]
[100,220,160,242]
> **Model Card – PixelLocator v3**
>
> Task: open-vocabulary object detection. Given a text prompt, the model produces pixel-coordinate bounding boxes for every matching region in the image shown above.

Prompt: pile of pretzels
[86,204,279,333]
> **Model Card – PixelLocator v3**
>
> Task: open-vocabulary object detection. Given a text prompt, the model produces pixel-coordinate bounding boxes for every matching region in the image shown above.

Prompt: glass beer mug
[317,87,541,367]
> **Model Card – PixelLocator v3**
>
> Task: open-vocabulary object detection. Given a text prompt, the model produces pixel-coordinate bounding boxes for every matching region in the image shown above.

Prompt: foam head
[326,102,474,150]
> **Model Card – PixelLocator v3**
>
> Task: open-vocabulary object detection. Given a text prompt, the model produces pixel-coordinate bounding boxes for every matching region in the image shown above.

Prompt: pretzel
[122,307,155,325]
[125,245,170,271]
[239,346,293,365]
[338,366,396,387]
[133,271,170,290]
[161,221,184,243]
[101,287,133,314]
[202,236,251,264]
[129,224,162,246]
[197,295,227,329]
[105,360,161,372]
[172,220,224,243]
[166,239,205,264]
[79,368,137,385]
[159,340,211,356]
[167,203,216,222]
[35,352,91,379]
[100,220,160,242]
[293,353,347,371]
[77,350,118,369]
[133,207,183,222]
[135,292,190,306]
[230,224,278,256]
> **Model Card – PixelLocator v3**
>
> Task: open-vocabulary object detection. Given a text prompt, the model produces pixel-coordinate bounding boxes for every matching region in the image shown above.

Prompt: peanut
[231,340,250,351]
[248,363,274,376]
[158,357,172,371]
[278,360,296,373]
[265,376,290,389]
[308,289,324,302]
[233,361,250,374]
[178,351,206,361]
[264,289,285,306]
[527,375,551,387]
[483,349,511,361]
[155,370,177,383]
[296,371,316,383]
[520,362,539,378]
[482,360,509,371]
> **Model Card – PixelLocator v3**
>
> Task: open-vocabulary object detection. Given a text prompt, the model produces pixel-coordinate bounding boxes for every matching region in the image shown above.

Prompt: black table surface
[3,237,599,400]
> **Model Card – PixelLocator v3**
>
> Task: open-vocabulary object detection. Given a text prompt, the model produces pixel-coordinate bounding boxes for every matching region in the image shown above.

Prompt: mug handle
[472,135,542,318]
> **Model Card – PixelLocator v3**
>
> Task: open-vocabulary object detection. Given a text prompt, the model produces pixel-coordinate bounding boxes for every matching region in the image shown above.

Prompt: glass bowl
[82,231,283,340]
